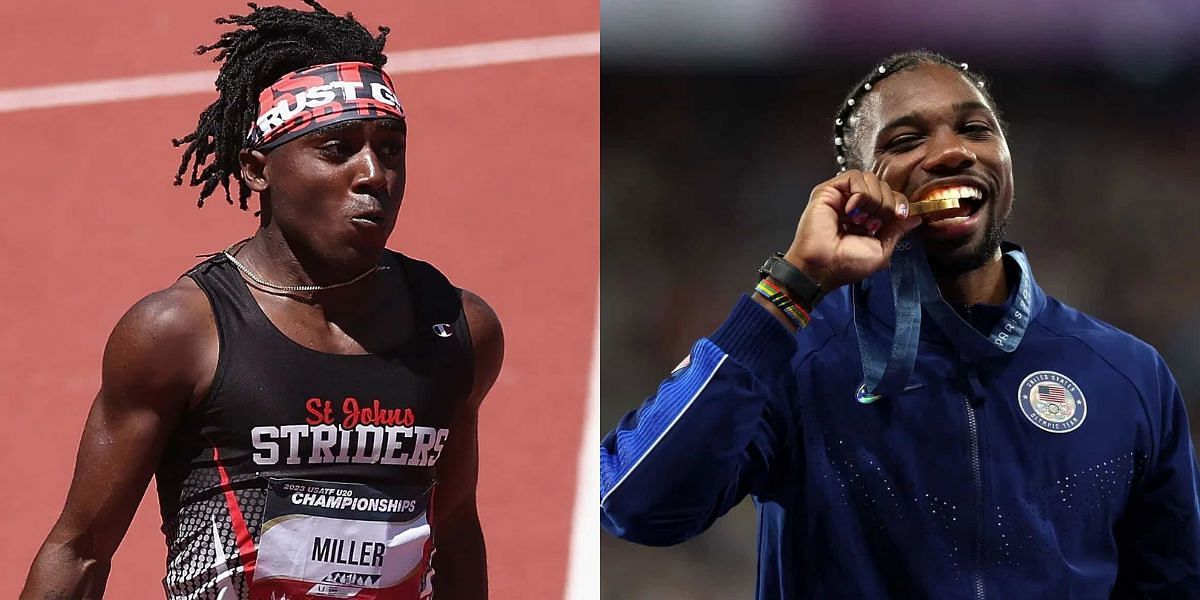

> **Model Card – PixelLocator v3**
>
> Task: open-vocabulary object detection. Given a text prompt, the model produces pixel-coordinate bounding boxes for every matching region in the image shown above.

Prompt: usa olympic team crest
[1017,371,1087,433]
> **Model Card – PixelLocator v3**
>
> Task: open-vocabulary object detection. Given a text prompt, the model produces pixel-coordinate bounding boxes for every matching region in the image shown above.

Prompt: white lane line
[563,297,599,600]
[0,31,599,114]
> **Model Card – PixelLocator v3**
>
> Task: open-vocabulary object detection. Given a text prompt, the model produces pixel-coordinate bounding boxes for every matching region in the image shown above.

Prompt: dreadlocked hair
[172,0,390,209]
[832,49,1006,172]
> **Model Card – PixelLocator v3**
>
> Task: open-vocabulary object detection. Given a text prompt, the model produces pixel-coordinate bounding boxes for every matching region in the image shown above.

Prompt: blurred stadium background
[600,0,1200,597]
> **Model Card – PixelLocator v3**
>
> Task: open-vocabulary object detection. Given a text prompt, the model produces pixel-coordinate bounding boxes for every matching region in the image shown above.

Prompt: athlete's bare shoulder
[116,277,214,350]
[104,276,219,408]
[460,289,503,405]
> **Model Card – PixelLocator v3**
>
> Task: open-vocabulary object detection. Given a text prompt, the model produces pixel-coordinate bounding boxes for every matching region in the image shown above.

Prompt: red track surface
[0,2,597,598]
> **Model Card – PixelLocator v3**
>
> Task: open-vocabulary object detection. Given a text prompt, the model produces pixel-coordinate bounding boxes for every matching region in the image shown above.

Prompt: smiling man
[22,2,501,599]
[600,51,1200,598]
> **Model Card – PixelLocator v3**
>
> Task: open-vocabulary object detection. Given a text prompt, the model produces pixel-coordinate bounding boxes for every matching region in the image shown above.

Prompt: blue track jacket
[601,257,1200,598]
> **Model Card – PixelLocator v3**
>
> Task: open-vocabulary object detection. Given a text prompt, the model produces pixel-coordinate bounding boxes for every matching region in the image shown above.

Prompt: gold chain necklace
[222,241,388,293]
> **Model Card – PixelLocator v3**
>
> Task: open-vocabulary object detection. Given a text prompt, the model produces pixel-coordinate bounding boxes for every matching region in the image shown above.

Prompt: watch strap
[758,253,823,311]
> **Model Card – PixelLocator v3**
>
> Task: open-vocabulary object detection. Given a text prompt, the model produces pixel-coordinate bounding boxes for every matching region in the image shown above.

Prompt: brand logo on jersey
[1017,371,1087,433]
[433,323,453,337]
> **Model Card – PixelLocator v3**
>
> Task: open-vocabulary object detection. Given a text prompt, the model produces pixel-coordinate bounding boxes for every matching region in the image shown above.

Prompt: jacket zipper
[958,310,986,600]
[964,393,985,600]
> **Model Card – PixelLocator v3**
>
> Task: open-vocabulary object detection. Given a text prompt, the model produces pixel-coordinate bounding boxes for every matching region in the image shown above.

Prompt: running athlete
[601,51,1200,598]
[22,2,501,599]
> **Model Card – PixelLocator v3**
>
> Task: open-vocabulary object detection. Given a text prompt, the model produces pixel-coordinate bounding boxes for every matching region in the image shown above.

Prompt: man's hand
[785,169,923,292]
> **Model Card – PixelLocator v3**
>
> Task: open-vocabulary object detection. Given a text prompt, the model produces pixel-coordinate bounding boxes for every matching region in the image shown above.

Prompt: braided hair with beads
[832,50,1006,173]
[172,0,391,210]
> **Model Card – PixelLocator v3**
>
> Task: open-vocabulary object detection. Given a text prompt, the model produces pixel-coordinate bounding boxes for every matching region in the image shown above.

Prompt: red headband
[247,61,406,150]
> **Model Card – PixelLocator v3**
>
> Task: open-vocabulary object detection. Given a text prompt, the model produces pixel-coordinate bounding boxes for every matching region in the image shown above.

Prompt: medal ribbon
[852,236,1035,403]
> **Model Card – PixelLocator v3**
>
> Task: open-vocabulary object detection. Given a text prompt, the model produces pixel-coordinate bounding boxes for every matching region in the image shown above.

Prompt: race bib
[251,478,436,599]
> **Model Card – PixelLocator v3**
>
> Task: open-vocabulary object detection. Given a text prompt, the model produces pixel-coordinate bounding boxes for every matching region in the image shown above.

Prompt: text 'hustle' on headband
[247,61,405,151]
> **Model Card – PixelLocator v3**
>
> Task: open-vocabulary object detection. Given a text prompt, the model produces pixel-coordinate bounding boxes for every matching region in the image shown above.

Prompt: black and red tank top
[156,251,473,600]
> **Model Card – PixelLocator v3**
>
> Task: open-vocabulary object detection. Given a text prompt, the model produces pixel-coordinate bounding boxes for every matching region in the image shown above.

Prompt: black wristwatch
[759,253,823,311]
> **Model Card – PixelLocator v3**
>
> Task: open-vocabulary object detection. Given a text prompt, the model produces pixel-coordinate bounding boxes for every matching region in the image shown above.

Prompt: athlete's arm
[1113,356,1200,596]
[431,289,503,599]
[599,298,799,545]
[600,170,921,545]
[21,281,214,599]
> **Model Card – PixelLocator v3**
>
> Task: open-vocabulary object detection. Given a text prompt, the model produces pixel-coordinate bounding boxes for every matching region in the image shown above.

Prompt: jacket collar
[862,241,1046,361]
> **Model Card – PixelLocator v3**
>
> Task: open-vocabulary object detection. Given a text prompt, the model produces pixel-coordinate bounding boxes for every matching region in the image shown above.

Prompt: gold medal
[908,198,960,216]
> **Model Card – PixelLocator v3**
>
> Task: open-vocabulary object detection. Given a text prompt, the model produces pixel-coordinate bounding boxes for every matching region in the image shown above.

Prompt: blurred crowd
[601,62,1200,598]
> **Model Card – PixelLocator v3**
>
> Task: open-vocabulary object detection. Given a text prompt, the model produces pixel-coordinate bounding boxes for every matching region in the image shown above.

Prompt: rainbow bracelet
[755,277,811,329]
